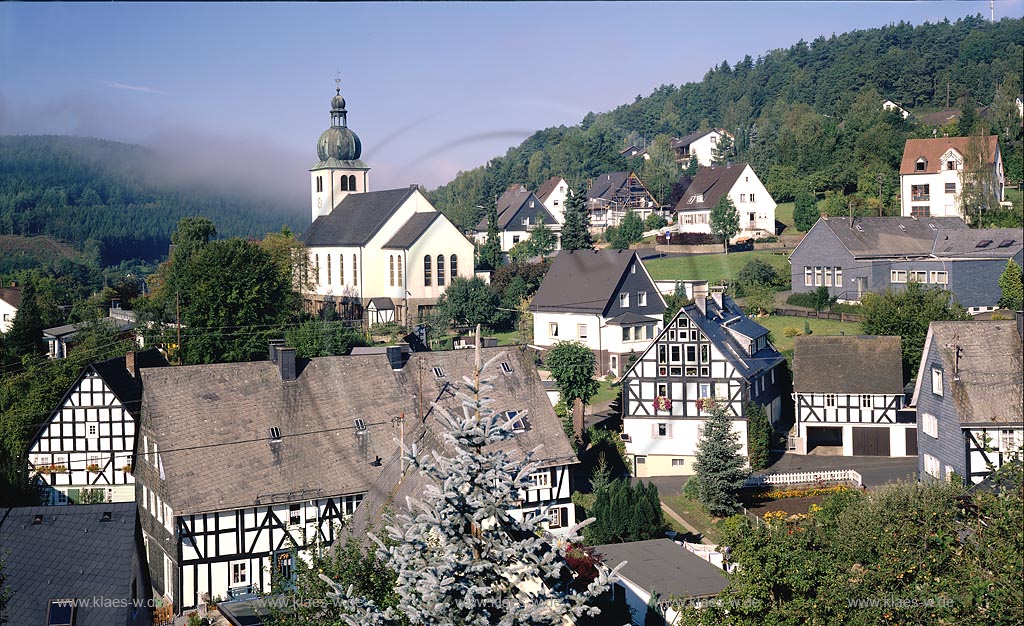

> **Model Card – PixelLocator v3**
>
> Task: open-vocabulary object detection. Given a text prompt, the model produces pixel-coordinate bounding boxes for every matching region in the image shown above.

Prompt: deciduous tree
[710,195,740,253]
[435,276,500,330]
[793,191,819,232]
[545,341,600,409]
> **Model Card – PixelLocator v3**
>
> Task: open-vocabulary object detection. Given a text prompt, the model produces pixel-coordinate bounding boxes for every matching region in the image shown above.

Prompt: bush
[682,475,702,499]
[803,320,812,335]
[753,236,780,243]
[786,292,819,308]
[655,232,720,245]
[644,213,668,230]
[783,326,803,338]
[738,259,783,288]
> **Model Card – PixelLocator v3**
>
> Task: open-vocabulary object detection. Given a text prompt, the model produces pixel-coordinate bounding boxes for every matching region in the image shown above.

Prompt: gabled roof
[366,297,395,311]
[592,539,728,599]
[586,171,630,201]
[302,187,416,247]
[900,136,999,175]
[674,163,747,211]
[916,108,962,127]
[793,336,904,394]
[475,189,555,232]
[680,296,781,380]
[535,176,565,203]
[90,349,170,417]
[528,249,637,315]
[142,348,576,517]
[913,321,1023,425]
[382,212,441,249]
[670,128,729,149]
[333,347,579,538]
[0,286,21,308]
[43,316,136,341]
[808,216,969,258]
[0,503,140,626]
[931,227,1022,259]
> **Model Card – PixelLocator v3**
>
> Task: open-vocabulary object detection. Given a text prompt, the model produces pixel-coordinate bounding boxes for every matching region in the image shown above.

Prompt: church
[301,83,474,325]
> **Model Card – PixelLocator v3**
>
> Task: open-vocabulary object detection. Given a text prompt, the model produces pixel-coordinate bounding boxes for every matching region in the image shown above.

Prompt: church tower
[310,80,370,222]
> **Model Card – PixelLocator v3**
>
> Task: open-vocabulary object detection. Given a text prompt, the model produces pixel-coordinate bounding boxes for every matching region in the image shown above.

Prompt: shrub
[803,320,812,335]
[783,326,803,338]
[682,475,702,499]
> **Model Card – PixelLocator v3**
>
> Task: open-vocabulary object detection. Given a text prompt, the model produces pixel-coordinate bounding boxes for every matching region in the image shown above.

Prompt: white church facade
[301,84,474,325]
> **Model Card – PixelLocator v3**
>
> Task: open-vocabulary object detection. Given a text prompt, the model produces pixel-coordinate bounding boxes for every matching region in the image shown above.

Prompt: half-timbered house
[136,344,578,615]
[586,171,660,231]
[620,292,785,477]
[27,349,168,505]
[792,335,914,457]
[912,317,1023,485]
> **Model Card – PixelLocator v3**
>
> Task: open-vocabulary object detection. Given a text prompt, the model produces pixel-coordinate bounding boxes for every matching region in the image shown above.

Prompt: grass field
[661,495,727,545]
[643,249,791,283]
[776,201,794,232]
[757,314,863,352]
[590,378,621,405]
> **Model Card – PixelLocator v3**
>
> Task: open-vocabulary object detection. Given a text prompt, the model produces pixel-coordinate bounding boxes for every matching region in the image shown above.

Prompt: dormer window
[915,158,927,172]
[947,160,956,171]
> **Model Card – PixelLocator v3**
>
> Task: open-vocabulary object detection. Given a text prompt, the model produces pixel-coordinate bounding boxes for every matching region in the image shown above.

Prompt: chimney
[277,347,297,381]
[268,339,286,363]
[386,346,406,371]
[710,288,724,309]
[125,351,137,378]
[1017,311,1023,339]
[695,297,707,316]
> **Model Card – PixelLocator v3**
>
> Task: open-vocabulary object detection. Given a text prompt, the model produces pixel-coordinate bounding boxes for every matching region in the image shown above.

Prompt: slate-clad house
[792,336,914,457]
[674,163,776,239]
[913,318,1023,485]
[301,85,474,324]
[0,503,150,626]
[789,216,1022,313]
[28,349,168,505]
[620,292,785,477]
[899,135,1004,219]
[586,171,660,230]
[136,345,577,614]
[472,183,561,253]
[529,250,666,377]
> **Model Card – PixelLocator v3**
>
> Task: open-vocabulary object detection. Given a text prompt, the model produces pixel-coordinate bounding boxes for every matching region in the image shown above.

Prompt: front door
[905,428,918,456]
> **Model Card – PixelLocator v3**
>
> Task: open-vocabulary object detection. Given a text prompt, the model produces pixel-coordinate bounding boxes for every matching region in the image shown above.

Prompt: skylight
[976,239,992,248]
[47,600,76,626]
[998,239,1015,248]
[500,362,513,374]
[506,410,527,432]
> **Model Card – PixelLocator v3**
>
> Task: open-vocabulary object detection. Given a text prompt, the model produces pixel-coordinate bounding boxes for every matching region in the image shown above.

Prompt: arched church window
[437,254,445,286]
[314,255,320,283]
[341,176,349,191]
[353,254,358,286]
[326,255,331,285]
[450,254,458,279]
[339,255,344,284]
[397,256,403,287]
[424,255,432,286]
[349,175,357,190]
[390,255,395,286]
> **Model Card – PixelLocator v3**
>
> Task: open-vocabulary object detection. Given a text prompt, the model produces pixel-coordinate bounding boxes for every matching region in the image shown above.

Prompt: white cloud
[103,81,167,95]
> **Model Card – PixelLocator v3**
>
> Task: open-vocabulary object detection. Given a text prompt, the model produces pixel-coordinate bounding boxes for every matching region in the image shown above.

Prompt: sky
[1,1,1020,217]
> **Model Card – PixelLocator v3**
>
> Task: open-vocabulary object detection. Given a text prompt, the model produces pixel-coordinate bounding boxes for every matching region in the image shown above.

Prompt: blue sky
[1,1,1019,215]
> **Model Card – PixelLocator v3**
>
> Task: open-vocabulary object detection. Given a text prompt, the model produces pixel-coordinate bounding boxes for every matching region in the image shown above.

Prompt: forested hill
[430,15,1023,229]
[0,136,306,266]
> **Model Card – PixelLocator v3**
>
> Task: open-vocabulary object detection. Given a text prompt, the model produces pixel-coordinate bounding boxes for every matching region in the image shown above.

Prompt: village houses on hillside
[899,135,1005,220]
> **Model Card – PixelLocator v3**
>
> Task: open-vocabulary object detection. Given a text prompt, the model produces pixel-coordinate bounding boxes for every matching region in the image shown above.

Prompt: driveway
[760,453,919,488]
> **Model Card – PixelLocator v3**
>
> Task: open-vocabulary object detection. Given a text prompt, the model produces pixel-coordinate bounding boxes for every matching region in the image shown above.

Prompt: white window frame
[834,267,843,287]
[577,324,588,339]
[924,453,940,478]
[824,268,833,287]
[814,267,822,287]
[825,394,836,407]
[288,503,302,527]
[1000,429,1021,452]
[804,267,812,287]
[619,292,629,307]
[655,423,670,438]
[637,291,647,307]
[891,270,908,284]
[909,270,928,283]
[231,561,249,585]
[548,322,559,339]
[671,458,685,467]
[529,471,550,489]
[931,367,943,396]
[922,412,938,438]
[548,507,564,529]
[930,271,948,285]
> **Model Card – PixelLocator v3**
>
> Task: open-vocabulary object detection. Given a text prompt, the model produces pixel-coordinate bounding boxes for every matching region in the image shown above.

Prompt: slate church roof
[793,335,904,394]
[0,503,141,626]
[302,187,416,247]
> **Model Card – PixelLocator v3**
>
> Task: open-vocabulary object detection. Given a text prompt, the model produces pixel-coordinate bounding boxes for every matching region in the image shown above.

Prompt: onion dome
[316,86,361,162]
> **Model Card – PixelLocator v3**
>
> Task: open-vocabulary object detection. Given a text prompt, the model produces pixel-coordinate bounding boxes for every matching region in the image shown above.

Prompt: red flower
[652,396,672,411]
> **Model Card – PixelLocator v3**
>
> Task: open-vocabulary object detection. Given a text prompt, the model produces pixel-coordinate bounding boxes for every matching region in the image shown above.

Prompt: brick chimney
[125,351,137,378]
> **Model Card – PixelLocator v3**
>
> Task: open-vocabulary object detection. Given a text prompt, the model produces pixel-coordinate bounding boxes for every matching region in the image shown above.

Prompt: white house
[792,335,915,457]
[536,176,570,224]
[301,84,474,324]
[899,136,1005,220]
[619,292,785,477]
[529,249,665,378]
[472,184,561,253]
[26,349,168,505]
[671,129,733,167]
[586,171,660,231]
[883,99,910,119]
[674,163,777,240]
[0,284,20,333]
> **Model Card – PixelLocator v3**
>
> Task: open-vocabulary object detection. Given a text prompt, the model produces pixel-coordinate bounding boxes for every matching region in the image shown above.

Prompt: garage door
[905,429,918,456]
[852,427,890,456]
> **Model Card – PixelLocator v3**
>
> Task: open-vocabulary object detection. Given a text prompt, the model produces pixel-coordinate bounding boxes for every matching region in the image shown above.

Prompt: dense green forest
[430,15,1024,229]
[0,135,305,266]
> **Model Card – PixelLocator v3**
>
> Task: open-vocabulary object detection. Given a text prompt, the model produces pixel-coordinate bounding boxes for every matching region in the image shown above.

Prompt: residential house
[585,171,660,230]
[792,335,915,457]
[135,344,577,614]
[788,216,1022,313]
[472,183,561,253]
[913,318,1023,485]
[0,503,150,626]
[536,175,570,224]
[883,99,910,119]
[27,349,168,505]
[620,144,651,161]
[301,85,474,324]
[593,539,728,625]
[529,249,666,377]
[899,136,1005,219]
[674,163,777,240]
[43,307,137,359]
[0,283,20,333]
[620,292,786,477]
[671,129,733,168]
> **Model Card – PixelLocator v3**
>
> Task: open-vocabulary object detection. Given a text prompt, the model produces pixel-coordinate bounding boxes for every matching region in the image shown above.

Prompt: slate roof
[90,349,170,417]
[337,346,580,538]
[670,129,720,149]
[586,171,629,201]
[607,311,657,325]
[142,347,576,517]
[917,321,1023,425]
[814,216,969,258]
[536,176,564,203]
[793,335,904,394]
[593,538,728,599]
[900,136,999,174]
[0,503,140,626]
[681,297,782,380]
[44,315,136,340]
[366,297,395,311]
[382,212,441,249]
[675,163,746,211]
[0,285,21,307]
[529,249,636,315]
[302,187,416,246]
[930,227,1022,259]
[474,189,553,231]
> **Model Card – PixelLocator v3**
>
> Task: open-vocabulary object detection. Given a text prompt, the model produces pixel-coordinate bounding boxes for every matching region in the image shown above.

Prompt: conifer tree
[693,402,748,517]
[559,184,594,251]
[997,259,1023,311]
[480,202,503,270]
[321,349,618,626]
[5,276,45,357]
[745,402,771,472]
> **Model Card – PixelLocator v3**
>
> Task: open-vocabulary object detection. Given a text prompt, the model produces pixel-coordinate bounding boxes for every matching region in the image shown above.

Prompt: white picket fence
[744,469,863,489]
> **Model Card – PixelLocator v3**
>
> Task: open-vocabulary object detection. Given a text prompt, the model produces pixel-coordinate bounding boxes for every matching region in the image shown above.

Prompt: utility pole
[877,173,884,216]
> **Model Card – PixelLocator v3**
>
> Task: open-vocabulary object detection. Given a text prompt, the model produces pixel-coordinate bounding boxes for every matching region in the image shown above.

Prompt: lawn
[757,314,863,352]
[590,378,621,405]
[643,249,791,283]
[661,495,727,545]
[487,329,524,346]
[776,201,794,232]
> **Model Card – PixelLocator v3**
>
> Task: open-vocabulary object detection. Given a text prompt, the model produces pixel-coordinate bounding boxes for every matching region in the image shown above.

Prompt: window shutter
[666,422,672,438]
[652,423,658,437]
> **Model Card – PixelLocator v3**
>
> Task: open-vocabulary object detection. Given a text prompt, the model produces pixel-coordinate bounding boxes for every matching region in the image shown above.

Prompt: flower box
[86,464,101,473]
[652,396,672,411]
